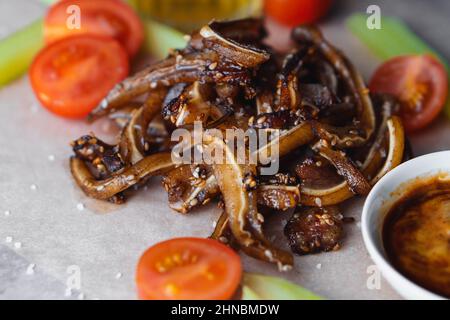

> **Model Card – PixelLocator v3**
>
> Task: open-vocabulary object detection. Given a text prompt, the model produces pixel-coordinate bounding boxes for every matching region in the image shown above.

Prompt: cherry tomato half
[45,0,144,57]
[369,55,448,133]
[30,35,129,118]
[264,0,334,27]
[136,238,242,300]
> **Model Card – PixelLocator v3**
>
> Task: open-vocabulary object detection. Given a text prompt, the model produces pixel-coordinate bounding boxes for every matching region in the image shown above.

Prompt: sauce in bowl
[383,175,450,298]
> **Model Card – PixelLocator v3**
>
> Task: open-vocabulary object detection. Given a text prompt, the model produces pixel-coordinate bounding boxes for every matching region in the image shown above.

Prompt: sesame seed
[26,264,36,275]
[30,104,39,113]
[30,184,38,191]
[14,242,22,249]
[218,236,228,244]
[4,210,10,216]
[315,198,322,207]
[5,236,12,243]
[48,155,55,162]
[76,203,85,211]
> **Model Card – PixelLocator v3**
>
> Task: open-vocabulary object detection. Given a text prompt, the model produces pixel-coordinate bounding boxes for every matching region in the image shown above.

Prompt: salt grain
[76,203,85,211]
[316,263,322,270]
[30,184,38,191]
[26,264,36,275]
[5,236,12,243]
[64,288,72,297]
[4,210,10,216]
[48,155,55,162]
[14,242,22,249]
[115,272,122,279]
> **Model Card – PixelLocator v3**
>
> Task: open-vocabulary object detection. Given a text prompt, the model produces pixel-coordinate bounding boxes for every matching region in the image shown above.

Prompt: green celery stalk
[142,19,186,59]
[242,273,324,300]
[0,19,44,87]
[346,13,450,118]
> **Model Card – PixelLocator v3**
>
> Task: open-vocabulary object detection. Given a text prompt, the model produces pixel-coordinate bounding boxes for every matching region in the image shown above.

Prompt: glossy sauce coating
[383,176,450,298]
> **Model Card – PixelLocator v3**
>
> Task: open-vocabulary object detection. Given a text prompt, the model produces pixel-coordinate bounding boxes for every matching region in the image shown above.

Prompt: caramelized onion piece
[301,116,405,206]
[292,25,376,148]
[205,135,293,268]
[200,21,270,68]
[70,153,175,200]
[119,89,167,165]
[91,51,251,117]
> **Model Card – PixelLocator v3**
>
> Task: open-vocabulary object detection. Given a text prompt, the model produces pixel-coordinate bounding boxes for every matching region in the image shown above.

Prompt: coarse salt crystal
[115,272,122,279]
[26,264,36,275]
[30,184,38,191]
[5,236,12,243]
[4,210,10,216]
[48,155,55,162]
[316,263,322,270]
[14,242,22,249]
[64,288,72,297]
[76,203,85,211]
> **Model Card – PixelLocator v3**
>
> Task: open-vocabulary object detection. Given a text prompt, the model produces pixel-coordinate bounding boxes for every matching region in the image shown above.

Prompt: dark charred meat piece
[285,206,344,255]
[257,185,300,211]
[71,135,124,179]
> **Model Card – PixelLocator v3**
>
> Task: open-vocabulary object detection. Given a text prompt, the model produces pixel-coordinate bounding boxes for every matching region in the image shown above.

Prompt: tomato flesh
[30,35,129,118]
[264,0,334,27]
[45,0,144,57]
[370,55,448,133]
[136,238,242,300]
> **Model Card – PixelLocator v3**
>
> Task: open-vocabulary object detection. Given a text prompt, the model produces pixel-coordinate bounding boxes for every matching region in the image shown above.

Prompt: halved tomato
[45,0,144,57]
[136,238,242,300]
[30,35,129,118]
[369,54,448,133]
[264,0,334,27]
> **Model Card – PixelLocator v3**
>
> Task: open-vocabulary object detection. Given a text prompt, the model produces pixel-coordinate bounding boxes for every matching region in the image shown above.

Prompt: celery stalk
[346,14,450,118]
[0,19,44,87]
[242,273,324,300]
[142,19,186,59]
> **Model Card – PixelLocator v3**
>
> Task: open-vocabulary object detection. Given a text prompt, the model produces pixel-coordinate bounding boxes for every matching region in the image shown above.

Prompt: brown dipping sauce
[383,175,450,298]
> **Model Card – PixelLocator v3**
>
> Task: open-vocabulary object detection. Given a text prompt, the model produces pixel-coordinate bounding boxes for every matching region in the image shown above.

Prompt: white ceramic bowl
[362,151,450,300]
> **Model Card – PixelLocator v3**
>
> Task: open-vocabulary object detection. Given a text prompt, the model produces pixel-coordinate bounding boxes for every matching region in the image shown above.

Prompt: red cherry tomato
[45,0,144,57]
[30,35,129,118]
[264,0,334,27]
[369,55,448,133]
[136,238,242,300]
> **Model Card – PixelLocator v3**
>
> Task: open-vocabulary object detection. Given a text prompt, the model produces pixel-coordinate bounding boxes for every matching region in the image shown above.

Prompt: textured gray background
[0,0,449,300]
